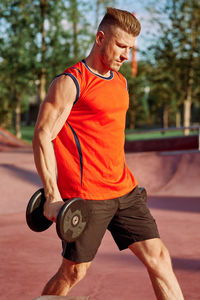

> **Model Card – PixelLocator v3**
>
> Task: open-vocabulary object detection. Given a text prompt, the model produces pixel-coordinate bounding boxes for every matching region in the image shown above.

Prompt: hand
[43,199,64,222]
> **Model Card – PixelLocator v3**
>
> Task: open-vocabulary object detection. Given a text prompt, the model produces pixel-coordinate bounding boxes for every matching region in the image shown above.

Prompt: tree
[121,61,153,129]
[144,0,200,133]
[0,1,36,137]
[38,0,48,104]
[0,0,93,136]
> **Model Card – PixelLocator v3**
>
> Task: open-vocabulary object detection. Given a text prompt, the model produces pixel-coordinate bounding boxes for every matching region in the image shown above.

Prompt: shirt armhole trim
[62,73,80,105]
[125,78,128,91]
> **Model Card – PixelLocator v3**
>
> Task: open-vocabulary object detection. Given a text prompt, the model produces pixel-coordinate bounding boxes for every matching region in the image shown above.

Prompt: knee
[69,263,89,285]
[58,260,90,287]
[145,244,172,275]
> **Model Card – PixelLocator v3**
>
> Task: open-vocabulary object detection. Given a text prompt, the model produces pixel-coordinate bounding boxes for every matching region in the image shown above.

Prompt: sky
[116,1,146,14]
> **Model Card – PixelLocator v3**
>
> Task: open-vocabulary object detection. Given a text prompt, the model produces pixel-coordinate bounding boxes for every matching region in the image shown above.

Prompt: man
[32,7,184,299]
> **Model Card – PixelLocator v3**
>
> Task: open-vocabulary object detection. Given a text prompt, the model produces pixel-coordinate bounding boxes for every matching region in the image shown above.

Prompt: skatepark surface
[0,130,200,300]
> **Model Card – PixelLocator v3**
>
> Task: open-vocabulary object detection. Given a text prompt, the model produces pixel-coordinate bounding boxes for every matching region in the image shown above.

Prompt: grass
[125,129,198,141]
[20,125,35,143]
[10,125,34,144]
[10,126,198,143]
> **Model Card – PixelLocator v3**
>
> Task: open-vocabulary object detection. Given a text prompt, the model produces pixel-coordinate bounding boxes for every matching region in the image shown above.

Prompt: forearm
[32,129,62,203]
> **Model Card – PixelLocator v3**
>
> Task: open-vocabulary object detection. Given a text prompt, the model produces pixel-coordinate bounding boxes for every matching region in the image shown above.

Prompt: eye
[116,42,125,48]
[117,43,133,51]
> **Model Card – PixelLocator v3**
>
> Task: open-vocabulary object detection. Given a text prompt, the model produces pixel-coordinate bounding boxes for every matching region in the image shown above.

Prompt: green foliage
[0,0,199,133]
[0,1,35,128]
[121,61,153,128]
[0,0,95,130]
[143,0,200,128]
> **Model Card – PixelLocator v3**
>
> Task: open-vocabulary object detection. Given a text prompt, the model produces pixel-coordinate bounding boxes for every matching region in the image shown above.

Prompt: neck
[85,49,111,78]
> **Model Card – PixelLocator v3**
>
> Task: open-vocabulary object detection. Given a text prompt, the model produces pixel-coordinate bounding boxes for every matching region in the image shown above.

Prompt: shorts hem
[118,235,161,251]
[62,252,95,263]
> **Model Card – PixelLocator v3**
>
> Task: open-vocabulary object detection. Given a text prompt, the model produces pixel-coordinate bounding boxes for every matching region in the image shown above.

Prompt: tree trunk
[129,109,135,129]
[95,0,101,30]
[39,0,48,104]
[163,103,168,129]
[39,67,46,105]
[183,12,197,136]
[183,60,194,136]
[183,96,192,136]
[128,96,136,129]
[176,110,181,128]
[15,95,21,139]
[72,0,79,60]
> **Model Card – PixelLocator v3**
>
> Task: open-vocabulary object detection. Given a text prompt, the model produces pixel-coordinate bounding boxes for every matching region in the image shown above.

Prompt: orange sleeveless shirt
[53,60,137,200]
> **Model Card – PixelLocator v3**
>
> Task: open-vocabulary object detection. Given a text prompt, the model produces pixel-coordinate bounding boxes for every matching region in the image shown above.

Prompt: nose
[121,48,129,60]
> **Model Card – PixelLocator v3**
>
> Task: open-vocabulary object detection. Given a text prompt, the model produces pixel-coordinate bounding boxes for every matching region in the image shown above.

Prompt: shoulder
[62,61,84,79]
[114,71,128,90]
[50,72,77,94]
[50,61,86,104]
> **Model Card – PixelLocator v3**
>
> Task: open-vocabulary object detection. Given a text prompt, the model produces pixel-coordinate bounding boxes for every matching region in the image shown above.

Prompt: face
[97,27,136,72]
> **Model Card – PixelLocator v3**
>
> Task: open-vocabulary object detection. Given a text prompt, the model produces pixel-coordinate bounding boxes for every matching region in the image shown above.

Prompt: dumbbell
[26,186,147,242]
[26,188,88,243]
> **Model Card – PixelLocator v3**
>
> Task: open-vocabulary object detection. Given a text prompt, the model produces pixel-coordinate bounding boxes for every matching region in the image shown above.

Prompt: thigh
[129,238,171,268]
[62,199,118,263]
[129,238,164,260]
[108,186,160,250]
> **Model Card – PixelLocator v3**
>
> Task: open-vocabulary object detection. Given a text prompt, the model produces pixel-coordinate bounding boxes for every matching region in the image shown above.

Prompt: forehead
[110,27,136,47]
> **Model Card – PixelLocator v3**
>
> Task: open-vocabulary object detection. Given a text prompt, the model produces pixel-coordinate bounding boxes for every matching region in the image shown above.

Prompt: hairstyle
[98,7,141,37]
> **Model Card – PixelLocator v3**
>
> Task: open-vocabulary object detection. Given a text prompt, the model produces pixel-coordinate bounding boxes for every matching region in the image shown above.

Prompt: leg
[43,198,117,296]
[42,257,91,296]
[129,238,184,300]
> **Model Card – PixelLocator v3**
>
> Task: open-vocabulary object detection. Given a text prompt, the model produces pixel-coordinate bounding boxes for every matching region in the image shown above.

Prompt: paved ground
[0,132,200,300]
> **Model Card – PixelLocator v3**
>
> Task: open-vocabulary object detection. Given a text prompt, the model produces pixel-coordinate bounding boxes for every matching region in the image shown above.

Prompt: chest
[73,74,129,120]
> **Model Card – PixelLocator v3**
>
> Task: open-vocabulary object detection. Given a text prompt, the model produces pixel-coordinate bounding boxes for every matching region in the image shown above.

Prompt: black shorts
[62,186,160,263]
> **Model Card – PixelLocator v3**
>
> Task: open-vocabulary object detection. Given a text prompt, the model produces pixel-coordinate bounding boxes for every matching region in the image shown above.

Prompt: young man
[32,7,184,299]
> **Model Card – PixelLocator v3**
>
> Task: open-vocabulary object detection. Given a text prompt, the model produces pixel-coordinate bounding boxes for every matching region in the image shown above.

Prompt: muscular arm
[32,75,77,221]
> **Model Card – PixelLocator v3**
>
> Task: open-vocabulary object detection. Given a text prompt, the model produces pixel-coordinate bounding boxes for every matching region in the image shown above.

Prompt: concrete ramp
[0,127,31,151]
[34,296,90,300]
[126,150,200,197]
[0,145,200,300]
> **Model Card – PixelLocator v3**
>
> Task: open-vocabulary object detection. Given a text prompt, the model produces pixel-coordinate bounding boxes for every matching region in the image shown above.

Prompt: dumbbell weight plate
[26,188,53,232]
[56,198,88,243]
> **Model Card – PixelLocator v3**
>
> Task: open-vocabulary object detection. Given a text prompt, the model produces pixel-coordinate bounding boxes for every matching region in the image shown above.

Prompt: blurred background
[0,3,200,299]
[0,0,199,144]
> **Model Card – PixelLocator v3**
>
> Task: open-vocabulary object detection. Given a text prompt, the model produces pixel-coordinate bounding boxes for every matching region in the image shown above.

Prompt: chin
[110,64,121,72]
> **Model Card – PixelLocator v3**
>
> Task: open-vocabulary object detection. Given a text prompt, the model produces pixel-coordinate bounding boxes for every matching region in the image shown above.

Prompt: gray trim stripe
[67,121,83,186]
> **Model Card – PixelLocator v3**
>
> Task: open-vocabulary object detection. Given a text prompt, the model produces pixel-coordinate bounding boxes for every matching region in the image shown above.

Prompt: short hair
[98,7,141,37]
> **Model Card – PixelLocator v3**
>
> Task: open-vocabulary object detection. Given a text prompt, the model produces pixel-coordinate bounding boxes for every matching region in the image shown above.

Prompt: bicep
[34,75,77,140]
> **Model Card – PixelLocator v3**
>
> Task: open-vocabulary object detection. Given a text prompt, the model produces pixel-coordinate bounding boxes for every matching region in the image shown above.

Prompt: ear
[96,31,105,47]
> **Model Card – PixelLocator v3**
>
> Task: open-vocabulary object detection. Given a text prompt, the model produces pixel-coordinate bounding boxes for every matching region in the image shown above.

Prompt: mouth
[116,60,123,65]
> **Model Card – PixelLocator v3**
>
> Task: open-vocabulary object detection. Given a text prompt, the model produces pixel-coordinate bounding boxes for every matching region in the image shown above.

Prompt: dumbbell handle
[26,188,88,243]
